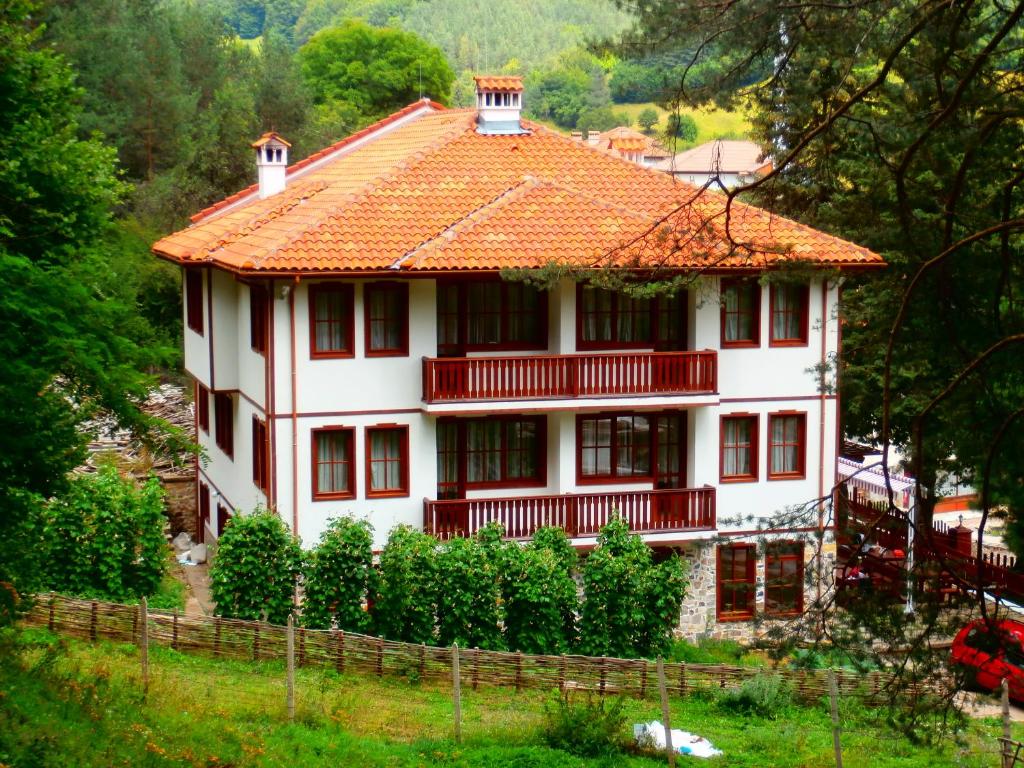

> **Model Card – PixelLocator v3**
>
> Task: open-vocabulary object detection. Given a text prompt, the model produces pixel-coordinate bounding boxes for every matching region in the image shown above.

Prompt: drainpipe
[817,280,829,610]
[290,276,300,539]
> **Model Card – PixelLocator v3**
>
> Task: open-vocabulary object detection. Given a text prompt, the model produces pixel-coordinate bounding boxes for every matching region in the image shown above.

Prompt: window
[765,542,804,617]
[196,383,209,434]
[367,426,409,497]
[186,269,204,334]
[767,413,806,479]
[720,280,760,347]
[310,284,354,357]
[577,287,686,350]
[720,414,757,482]
[213,392,234,458]
[250,284,269,355]
[577,412,685,484]
[436,280,547,355]
[252,416,268,493]
[438,416,545,493]
[365,282,408,356]
[312,427,355,500]
[717,544,756,621]
[216,504,231,538]
[198,482,210,543]
[769,284,809,345]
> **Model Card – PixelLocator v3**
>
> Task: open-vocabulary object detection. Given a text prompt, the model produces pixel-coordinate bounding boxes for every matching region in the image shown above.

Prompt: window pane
[370,428,404,492]
[467,283,502,344]
[581,288,613,342]
[368,287,401,351]
[315,290,349,352]
[466,420,501,482]
[316,431,350,494]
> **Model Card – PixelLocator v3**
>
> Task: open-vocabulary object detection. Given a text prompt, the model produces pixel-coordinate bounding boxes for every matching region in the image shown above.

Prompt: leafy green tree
[435,536,503,650]
[374,525,437,644]
[609,60,662,103]
[302,517,374,630]
[0,0,161,611]
[579,518,688,658]
[41,465,167,602]
[298,20,454,115]
[576,105,631,134]
[210,509,302,624]
[636,107,659,134]
[664,112,697,143]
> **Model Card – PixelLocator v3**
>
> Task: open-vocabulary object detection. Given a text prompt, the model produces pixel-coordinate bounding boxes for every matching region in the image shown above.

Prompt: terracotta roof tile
[153,103,883,274]
[473,75,524,91]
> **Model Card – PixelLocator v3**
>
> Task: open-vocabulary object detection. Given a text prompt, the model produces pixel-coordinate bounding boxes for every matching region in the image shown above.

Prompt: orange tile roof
[251,131,291,148]
[608,136,647,152]
[473,75,524,91]
[153,102,884,274]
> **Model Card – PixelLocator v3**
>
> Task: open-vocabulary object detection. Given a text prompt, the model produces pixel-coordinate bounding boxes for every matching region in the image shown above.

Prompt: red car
[951,619,1024,701]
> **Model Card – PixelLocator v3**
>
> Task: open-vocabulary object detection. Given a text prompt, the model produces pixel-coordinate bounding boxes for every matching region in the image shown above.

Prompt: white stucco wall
[197,271,841,551]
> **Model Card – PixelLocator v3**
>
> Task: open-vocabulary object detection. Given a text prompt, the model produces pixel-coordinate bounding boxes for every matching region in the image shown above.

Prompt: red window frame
[250,284,269,355]
[720,414,758,483]
[717,543,757,621]
[364,282,409,356]
[720,279,760,347]
[576,412,686,485]
[196,383,210,434]
[436,279,548,355]
[366,425,409,498]
[767,412,806,480]
[439,415,547,491]
[185,269,204,335]
[213,392,234,458]
[251,416,269,493]
[769,283,809,346]
[576,286,687,351]
[309,283,355,358]
[197,482,210,543]
[312,427,356,500]
[216,503,231,538]
[764,541,804,617]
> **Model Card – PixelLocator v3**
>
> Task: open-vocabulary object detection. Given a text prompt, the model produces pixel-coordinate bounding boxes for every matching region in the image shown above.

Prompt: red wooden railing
[423,486,716,540]
[422,350,717,403]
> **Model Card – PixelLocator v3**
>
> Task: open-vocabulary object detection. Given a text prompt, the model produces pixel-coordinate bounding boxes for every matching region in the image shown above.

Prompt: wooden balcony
[423,486,716,540]
[422,350,717,403]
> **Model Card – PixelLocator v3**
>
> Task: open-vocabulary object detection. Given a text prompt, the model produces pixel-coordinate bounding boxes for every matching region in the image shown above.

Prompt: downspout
[290,276,300,539]
[816,280,829,609]
[268,280,277,510]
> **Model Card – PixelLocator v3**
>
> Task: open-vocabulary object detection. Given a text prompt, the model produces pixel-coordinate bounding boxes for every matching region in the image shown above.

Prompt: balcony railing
[423,486,716,540]
[422,350,717,403]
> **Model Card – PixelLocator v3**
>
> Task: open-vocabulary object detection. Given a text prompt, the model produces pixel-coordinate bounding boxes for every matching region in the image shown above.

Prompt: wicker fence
[23,593,922,706]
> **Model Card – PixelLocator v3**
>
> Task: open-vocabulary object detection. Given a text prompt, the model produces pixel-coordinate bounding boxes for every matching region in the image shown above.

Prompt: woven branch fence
[24,593,923,705]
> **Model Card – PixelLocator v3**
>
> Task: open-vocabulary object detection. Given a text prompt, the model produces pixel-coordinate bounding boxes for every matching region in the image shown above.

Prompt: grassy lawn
[613,102,751,147]
[0,627,1011,767]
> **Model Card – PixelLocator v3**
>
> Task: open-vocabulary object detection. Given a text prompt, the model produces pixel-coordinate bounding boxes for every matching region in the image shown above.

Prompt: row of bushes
[210,511,690,659]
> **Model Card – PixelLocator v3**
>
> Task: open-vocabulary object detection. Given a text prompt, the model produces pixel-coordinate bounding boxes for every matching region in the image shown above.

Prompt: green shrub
[210,508,301,624]
[500,541,578,654]
[541,691,628,757]
[718,673,794,719]
[302,516,374,631]
[435,535,503,650]
[668,637,752,665]
[579,517,689,658]
[374,525,438,644]
[41,464,166,602]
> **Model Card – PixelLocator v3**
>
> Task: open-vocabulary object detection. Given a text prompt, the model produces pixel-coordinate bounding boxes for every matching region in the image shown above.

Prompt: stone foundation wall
[676,540,822,643]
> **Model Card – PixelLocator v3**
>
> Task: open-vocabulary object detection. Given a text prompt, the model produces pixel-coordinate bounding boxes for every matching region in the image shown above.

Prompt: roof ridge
[189,99,448,224]
[252,111,479,268]
[394,176,541,269]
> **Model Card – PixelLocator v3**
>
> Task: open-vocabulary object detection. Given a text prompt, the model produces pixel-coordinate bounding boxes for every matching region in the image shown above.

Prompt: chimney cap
[473,75,524,92]
[251,131,292,149]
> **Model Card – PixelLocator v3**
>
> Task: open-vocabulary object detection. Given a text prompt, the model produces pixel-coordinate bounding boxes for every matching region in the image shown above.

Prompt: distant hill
[213,0,630,73]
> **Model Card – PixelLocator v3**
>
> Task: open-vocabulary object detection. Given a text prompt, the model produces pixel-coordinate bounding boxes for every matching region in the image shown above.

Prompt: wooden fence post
[1003,678,1012,768]
[678,662,687,697]
[559,655,567,691]
[515,651,523,692]
[451,643,462,744]
[89,601,98,642]
[298,627,306,668]
[140,597,149,702]
[376,637,384,678]
[286,614,295,723]
[829,670,843,768]
[171,609,179,651]
[253,623,260,661]
[657,658,676,767]
[419,642,426,681]
[214,617,221,658]
[48,596,56,632]
[472,647,480,691]
[640,659,648,698]
[599,658,608,696]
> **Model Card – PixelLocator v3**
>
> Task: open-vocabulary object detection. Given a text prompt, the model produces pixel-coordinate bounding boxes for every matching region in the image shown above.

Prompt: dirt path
[957,691,1024,721]
[178,562,214,617]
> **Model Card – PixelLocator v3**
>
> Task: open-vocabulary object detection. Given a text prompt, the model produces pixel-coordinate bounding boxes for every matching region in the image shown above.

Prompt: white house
[154,75,884,637]
[650,139,772,189]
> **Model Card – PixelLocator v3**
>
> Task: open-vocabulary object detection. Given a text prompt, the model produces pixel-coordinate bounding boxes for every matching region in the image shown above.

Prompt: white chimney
[251,132,291,199]
[474,75,528,135]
